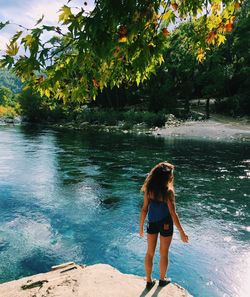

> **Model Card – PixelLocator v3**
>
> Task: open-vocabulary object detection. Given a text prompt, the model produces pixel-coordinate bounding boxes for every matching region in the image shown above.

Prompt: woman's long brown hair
[141,161,174,202]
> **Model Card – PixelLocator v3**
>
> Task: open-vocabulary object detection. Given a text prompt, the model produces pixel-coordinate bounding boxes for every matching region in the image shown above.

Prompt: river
[0,125,249,297]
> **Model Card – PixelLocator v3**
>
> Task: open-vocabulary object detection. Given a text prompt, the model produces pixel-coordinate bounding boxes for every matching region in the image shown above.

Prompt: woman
[140,161,188,290]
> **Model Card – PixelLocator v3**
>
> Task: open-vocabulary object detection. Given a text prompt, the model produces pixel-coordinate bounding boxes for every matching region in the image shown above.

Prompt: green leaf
[6,42,19,56]
[42,25,56,31]
[35,14,44,26]
[217,34,226,45]
[0,21,10,30]
[136,72,141,86]
[59,5,72,23]
[158,54,164,64]
[162,10,174,23]
[11,31,23,43]
[0,55,14,69]
[21,35,33,49]
[44,89,51,97]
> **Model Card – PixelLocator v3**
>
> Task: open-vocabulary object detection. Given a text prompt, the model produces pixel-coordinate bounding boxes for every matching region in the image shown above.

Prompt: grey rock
[79,122,89,128]
[4,117,15,124]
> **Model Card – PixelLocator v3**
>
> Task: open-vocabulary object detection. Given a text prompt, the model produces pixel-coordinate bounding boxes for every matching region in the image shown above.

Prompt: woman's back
[148,199,170,223]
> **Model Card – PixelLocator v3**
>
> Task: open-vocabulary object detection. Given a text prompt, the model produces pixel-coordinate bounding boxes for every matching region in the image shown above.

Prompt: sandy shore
[153,119,250,141]
[0,263,192,297]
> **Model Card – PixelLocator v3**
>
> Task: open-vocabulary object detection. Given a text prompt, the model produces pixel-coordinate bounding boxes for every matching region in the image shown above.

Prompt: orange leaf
[162,28,170,37]
[206,31,217,44]
[118,25,127,36]
[212,3,221,13]
[92,79,99,88]
[119,36,128,43]
[171,3,178,11]
[225,23,233,32]
[197,48,205,63]
[235,2,241,10]
[113,46,121,58]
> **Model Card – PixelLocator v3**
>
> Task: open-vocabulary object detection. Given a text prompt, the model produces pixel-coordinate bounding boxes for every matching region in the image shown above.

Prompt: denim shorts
[147,217,173,237]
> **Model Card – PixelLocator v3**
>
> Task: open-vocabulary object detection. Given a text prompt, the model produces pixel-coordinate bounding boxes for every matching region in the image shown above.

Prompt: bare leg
[159,235,172,280]
[145,233,158,282]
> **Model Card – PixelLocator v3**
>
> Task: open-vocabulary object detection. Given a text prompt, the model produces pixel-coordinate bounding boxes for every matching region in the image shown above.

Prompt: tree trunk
[185,97,190,115]
[206,98,210,119]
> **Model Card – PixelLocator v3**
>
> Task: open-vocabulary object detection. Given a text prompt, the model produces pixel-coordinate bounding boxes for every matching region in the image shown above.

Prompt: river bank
[1,113,249,142]
[153,118,250,141]
[0,263,192,297]
[51,113,250,142]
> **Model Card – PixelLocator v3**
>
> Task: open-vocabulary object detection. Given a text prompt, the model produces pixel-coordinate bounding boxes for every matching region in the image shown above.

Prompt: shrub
[18,89,66,122]
[0,105,17,118]
[76,109,166,127]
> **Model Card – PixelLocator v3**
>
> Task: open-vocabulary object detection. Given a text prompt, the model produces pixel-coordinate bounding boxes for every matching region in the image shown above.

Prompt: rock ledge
[0,263,192,297]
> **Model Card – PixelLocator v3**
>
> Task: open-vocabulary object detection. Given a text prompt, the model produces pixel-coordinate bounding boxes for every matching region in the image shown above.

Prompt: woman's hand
[139,228,144,238]
[180,230,189,243]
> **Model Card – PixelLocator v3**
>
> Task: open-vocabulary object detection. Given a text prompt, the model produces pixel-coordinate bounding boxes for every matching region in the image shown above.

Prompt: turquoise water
[0,125,249,297]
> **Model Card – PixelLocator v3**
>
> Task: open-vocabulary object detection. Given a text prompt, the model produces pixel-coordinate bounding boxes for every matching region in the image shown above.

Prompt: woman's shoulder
[166,188,175,202]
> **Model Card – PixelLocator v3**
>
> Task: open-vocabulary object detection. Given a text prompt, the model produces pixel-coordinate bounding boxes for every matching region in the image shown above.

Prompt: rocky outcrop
[0,262,192,297]
[0,116,22,125]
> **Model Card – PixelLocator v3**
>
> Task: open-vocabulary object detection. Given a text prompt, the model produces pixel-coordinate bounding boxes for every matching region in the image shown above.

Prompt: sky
[0,0,95,53]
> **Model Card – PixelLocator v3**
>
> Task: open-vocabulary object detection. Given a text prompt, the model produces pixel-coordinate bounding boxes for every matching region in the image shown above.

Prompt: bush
[76,109,120,125]
[75,109,166,127]
[142,111,166,127]
[18,88,66,122]
[0,105,17,118]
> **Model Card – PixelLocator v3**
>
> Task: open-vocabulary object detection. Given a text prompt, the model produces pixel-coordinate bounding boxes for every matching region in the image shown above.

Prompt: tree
[0,86,14,106]
[0,69,22,93]
[0,0,243,103]
[18,88,68,122]
[137,0,249,116]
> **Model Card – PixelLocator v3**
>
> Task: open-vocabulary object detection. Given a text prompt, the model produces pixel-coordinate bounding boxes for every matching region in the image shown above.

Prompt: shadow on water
[100,195,121,209]
[20,249,58,276]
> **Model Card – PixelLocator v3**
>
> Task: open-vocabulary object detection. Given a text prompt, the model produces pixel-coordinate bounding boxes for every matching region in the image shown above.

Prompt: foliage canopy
[0,0,243,102]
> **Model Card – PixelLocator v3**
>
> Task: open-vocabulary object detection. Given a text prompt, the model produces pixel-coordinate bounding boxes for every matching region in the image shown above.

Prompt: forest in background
[0,1,249,125]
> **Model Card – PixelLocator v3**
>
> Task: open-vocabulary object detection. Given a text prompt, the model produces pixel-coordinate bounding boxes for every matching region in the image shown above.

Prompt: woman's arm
[139,193,149,237]
[167,192,189,243]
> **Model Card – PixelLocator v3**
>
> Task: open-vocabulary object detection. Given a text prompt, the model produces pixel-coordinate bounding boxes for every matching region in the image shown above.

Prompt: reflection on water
[0,125,249,297]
